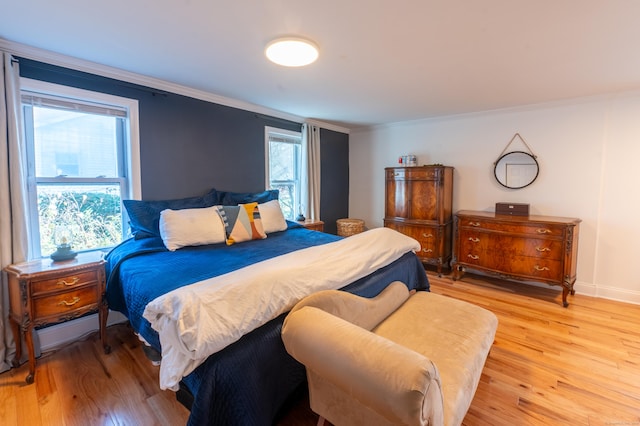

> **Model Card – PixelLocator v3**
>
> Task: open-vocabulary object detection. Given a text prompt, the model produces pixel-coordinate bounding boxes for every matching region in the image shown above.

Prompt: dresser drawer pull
[422,233,433,238]
[467,254,480,260]
[469,222,480,227]
[535,247,551,252]
[536,229,552,234]
[58,297,81,307]
[57,277,79,286]
[534,265,550,271]
[422,248,433,253]
[468,237,480,243]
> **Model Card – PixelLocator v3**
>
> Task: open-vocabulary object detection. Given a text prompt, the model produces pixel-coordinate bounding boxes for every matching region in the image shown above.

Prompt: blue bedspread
[105,222,429,425]
[106,222,340,349]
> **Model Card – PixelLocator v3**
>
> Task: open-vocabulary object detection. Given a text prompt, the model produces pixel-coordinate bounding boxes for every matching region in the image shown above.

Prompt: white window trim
[264,126,302,187]
[21,78,142,256]
[20,78,141,200]
[265,126,303,220]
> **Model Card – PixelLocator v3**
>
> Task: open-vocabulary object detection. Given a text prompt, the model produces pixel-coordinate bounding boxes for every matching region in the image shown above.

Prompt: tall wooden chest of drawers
[384,166,454,275]
[452,210,581,306]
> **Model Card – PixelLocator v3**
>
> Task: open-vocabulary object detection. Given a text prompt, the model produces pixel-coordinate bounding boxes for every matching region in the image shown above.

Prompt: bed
[105,189,429,426]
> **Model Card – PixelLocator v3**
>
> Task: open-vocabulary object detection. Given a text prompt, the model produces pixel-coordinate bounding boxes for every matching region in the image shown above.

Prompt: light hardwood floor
[1,272,639,425]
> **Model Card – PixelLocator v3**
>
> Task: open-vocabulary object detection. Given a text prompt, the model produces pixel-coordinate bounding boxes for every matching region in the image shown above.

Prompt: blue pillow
[124,189,218,239]
[216,189,279,205]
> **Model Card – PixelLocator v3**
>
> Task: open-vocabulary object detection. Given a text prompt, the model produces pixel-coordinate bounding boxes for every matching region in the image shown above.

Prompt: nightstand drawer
[31,270,99,296]
[32,286,100,320]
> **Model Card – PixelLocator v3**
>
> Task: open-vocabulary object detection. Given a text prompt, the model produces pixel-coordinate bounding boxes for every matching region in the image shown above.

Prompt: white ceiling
[2,1,640,129]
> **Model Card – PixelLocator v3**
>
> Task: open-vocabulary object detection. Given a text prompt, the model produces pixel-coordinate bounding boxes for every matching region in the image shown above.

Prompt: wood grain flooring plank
[0,366,19,425]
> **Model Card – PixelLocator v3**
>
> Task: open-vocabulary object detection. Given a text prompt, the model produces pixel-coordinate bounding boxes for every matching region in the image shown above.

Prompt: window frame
[21,78,141,257]
[264,126,303,220]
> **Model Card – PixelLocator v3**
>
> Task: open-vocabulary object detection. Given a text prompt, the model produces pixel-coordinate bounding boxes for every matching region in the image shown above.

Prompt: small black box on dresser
[495,202,529,216]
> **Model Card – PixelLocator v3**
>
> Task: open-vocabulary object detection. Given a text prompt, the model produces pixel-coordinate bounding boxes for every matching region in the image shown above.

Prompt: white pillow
[159,206,226,251]
[259,199,288,234]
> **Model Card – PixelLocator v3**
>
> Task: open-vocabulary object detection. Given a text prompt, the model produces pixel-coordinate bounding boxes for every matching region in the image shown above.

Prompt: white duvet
[143,227,420,390]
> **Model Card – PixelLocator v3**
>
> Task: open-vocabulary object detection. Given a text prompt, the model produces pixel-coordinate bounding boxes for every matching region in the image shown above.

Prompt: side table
[3,251,110,384]
[298,219,325,232]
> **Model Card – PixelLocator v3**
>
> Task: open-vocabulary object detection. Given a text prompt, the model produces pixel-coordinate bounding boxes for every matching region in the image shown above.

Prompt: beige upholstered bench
[281,281,498,426]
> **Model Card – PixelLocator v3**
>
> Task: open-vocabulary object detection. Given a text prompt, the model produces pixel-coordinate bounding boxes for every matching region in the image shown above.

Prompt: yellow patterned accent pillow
[216,202,267,245]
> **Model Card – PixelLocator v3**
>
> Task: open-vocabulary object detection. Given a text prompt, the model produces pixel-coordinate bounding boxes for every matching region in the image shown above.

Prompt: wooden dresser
[384,165,454,275]
[4,251,109,383]
[452,210,581,306]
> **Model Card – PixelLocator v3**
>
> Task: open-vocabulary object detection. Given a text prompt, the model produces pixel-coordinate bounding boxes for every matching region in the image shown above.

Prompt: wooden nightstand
[298,219,324,232]
[3,251,110,384]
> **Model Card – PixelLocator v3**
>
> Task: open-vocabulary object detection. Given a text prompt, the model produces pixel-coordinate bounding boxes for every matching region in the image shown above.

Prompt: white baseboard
[36,311,128,353]
[573,280,597,297]
[574,281,640,305]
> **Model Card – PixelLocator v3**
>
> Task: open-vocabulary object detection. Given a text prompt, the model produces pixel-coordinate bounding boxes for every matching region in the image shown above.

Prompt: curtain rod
[17,56,169,97]
[254,113,302,128]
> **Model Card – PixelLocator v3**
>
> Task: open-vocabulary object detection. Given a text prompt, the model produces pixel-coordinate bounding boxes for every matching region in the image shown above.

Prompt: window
[265,127,302,220]
[21,79,140,257]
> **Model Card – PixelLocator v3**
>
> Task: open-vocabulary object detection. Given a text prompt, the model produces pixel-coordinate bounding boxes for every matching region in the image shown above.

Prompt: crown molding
[1,38,350,134]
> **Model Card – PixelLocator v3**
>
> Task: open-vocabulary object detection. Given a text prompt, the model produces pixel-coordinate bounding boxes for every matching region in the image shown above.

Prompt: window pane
[268,139,301,220]
[33,106,119,177]
[37,184,122,255]
[269,142,297,181]
[272,183,295,219]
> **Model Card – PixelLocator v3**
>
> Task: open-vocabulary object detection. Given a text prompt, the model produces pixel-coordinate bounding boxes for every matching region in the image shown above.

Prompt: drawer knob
[58,296,81,307]
[534,265,550,271]
[536,247,551,252]
[536,229,552,234]
[468,237,480,243]
[422,233,433,238]
[57,277,79,286]
[467,254,480,260]
[422,248,433,253]
[469,222,480,227]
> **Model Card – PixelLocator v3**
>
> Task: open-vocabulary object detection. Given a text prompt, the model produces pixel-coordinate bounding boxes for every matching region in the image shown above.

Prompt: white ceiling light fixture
[265,37,319,67]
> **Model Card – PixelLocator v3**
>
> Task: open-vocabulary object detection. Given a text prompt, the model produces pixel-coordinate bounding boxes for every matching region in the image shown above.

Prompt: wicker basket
[336,218,365,237]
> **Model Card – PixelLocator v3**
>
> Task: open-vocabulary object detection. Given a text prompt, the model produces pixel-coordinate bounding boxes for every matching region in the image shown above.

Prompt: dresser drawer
[458,230,492,253]
[459,251,563,281]
[386,169,406,180]
[417,243,437,258]
[386,168,441,181]
[521,238,564,259]
[31,270,99,296]
[390,223,436,248]
[504,255,563,281]
[32,286,100,320]
[459,231,564,260]
[405,168,440,180]
[458,217,565,237]
[406,225,437,243]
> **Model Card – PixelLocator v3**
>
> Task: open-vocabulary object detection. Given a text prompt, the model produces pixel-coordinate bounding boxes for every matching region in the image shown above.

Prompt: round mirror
[494,151,539,189]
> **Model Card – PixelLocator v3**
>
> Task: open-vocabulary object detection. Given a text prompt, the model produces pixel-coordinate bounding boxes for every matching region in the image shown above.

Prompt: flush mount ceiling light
[265,37,319,67]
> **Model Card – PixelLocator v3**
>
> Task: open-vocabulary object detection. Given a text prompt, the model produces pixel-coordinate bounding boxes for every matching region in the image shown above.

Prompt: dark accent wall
[320,129,349,234]
[19,59,349,234]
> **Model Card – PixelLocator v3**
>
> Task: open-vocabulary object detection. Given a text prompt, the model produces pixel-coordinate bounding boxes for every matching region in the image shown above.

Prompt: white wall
[349,92,640,304]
